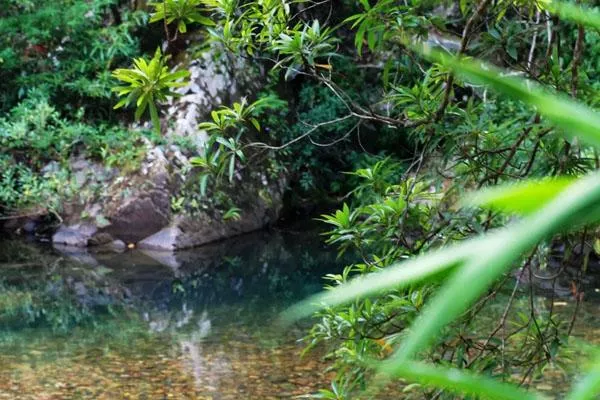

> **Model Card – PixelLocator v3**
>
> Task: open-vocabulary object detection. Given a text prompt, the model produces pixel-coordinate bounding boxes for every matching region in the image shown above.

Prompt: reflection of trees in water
[0,232,337,398]
[0,228,340,335]
[142,304,242,394]
[0,241,132,331]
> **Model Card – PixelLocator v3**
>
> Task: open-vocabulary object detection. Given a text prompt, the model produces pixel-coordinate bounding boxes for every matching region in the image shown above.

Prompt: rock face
[43,46,281,251]
[102,147,172,243]
[173,179,284,250]
[164,43,261,148]
[50,142,286,250]
[133,171,286,251]
[51,148,285,250]
[52,224,97,247]
[138,226,182,251]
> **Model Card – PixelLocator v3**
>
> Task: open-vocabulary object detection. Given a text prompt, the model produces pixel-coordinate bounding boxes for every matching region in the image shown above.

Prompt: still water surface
[0,227,338,399]
[1,227,599,399]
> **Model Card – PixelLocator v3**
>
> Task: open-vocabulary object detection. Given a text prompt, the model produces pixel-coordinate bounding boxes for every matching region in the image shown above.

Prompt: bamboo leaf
[382,361,548,400]
[542,1,600,30]
[282,238,478,323]
[421,47,600,149]
[464,177,576,215]
[566,355,600,400]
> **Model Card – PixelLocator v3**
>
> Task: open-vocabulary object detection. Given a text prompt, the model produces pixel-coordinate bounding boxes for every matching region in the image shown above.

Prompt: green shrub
[0,0,147,119]
[0,93,156,215]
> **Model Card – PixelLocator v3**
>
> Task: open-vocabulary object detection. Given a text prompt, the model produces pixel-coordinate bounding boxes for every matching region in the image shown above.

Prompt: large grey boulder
[52,224,97,247]
[134,172,285,251]
[138,226,182,251]
[173,177,284,250]
[101,146,172,243]
[51,144,285,251]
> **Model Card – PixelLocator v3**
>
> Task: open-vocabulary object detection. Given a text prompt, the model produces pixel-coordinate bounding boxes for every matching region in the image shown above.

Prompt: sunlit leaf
[420,46,600,149]
[464,177,576,215]
[282,238,478,322]
[388,172,600,364]
[542,1,600,30]
[380,361,548,400]
[566,354,600,400]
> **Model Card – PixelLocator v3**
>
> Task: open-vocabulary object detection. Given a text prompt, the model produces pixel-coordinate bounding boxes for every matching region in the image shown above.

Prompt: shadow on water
[0,225,343,399]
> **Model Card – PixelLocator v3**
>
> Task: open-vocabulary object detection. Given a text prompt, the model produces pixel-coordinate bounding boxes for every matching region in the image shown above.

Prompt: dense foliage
[0,0,148,116]
[2,0,600,398]
[175,1,600,398]
[0,0,161,217]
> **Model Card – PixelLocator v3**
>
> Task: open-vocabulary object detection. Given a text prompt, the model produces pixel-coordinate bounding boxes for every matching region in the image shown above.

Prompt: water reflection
[2,229,599,398]
[0,227,340,398]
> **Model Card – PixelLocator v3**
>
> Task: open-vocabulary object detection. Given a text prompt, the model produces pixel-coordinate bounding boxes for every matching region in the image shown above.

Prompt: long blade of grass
[463,177,576,215]
[420,47,600,149]
[566,355,600,400]
[284,173,600,325]
[542,1,600,30]
[282,237,484,323]
[386,361,548,400]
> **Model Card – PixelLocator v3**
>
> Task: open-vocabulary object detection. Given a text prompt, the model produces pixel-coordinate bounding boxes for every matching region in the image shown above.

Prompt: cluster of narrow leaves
[149,0,214,34]
[270,19,339,80]
[199,0,338,79]
[189,95,285,193]
[285,1,600,399]
[112,48,190,134]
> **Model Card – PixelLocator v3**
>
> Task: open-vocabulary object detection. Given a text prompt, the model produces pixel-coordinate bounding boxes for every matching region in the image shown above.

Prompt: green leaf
[367,29,376,51]
[189,156,207,167]
[420,47,600,149]
[178,20,187,33]
[542,1,600,30]
[134,98,148,120]
[198,122,219,131]
[343,14,364,27]
[566,355,600,400]
[355,22,367,56]
[380,361,548,400]
[216,135,234,150]
[388,172,600,365]
[113,98,128,110]
[192,15,216,26]
[164,69,191,81]
[250,118,260,131]
[284,172,600,396]
[149,102,160,135]
[382,58,392,87]
[228,154,235,182]
[223,206,242,221]
[199,174,209,197]
[464,177,576,215]
[282,237,477,322]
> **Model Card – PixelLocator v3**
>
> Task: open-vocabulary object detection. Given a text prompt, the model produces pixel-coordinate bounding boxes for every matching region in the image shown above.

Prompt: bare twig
[244,114,354,150]
[527,11,541,73]
[571,25,585,98]
[435,0,491,120]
